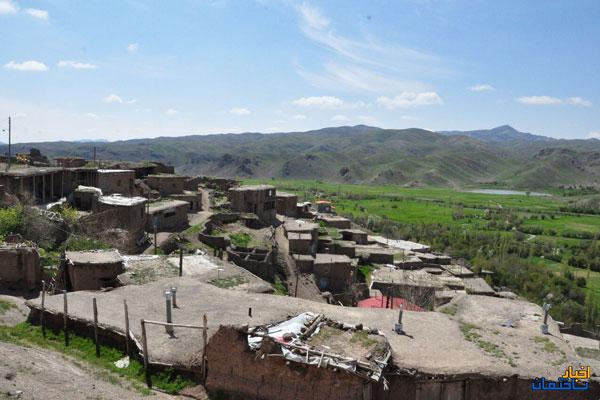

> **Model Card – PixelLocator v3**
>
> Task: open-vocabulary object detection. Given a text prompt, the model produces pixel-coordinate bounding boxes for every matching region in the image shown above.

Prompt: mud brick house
[168,191,202,211]
[65,250,124,291]
[319,215,352,229]
[275,191,297,217]
[228,184,276,223]
[145,200,189,232]
[0,245,41,290]
[146,174,188,195]
[341,229,369,245]
[95,194,147,232]
[96,169,135,195]
[284,220,319,256]
[313,253,355,294]
[71,186,102,211]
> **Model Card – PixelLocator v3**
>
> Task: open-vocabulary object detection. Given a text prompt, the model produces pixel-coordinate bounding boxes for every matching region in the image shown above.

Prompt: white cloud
[298,2,329,29]
[331,114,349,122]
[565,97,592,107]
[3,60,48,72]
[103,94,123,104]
[292,96,364,109]
[24,8,47,19]
[14,112,26,118]
[292,114,307,120]
[401,115,418,121]
[377,92,443,109]
[0,0,17,14]
[229,107,251,115]
[587,132,600,139]
[166,108,179,116]
[294,3,448,95]
[517,96,563,105]
[125,99,137,104]
[58,60,97,69]
[297,62,425,94]
[83,113,99,119]
[468,84,494,92]
[126,43,139,53]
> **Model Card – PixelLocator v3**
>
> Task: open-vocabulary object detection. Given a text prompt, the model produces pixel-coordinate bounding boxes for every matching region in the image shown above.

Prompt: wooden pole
[179,247,183,277]
[40,280,46,338]
[124,300,130,357]
[93,298,100,357]
[141,319,151,388]
[62,290,69,346]
[202,314,208,380]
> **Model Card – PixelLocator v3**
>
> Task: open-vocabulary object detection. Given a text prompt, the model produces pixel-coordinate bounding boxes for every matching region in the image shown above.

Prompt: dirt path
[0,341,179,400]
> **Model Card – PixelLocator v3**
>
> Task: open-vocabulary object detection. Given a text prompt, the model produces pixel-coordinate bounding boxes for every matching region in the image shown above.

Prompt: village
[1,151,599,400]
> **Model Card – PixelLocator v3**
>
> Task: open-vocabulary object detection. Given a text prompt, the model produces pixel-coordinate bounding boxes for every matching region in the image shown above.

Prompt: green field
[246,179,600,327]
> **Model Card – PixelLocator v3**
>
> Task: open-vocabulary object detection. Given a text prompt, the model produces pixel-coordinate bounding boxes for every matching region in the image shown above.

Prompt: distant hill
[1,125,599,189]
[438,125,552,143]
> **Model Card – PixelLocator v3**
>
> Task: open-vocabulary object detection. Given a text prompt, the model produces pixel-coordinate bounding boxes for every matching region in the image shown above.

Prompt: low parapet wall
[226,246,276,282]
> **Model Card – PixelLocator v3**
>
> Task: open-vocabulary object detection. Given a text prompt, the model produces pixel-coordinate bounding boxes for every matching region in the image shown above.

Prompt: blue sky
[0,0,599,142]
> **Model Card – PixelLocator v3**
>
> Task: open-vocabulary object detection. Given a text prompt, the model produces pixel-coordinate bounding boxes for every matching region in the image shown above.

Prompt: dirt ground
[0,341,178,400]
[0,295,181,400]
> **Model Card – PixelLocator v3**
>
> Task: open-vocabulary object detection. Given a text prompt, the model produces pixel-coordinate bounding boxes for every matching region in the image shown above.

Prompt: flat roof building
[228,184,276,224]
[66,250,124,291]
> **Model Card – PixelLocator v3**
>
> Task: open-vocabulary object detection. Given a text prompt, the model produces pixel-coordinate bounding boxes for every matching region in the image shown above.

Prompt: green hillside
[2,125,600,189]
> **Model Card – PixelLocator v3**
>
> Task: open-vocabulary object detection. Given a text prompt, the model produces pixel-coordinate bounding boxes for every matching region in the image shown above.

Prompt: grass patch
[459,322,514,365]
[350,330,379,348]
[273,276,288,296]
[357,264,377,284]
[183,224,204,235]
[532,336,567,365]
[438,304,458,316]
[575,347,600,361]
[229,232,252,248]
[209,274,249,288]
[0,299,17,315]
[0,322,193,394]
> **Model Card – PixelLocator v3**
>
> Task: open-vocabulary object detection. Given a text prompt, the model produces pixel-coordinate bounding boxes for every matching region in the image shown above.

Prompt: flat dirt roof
[66,250,122,265]
[26,278,589,380]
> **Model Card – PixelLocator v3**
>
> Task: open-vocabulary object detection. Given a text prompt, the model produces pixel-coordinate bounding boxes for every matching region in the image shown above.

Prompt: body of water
[464,189,550,197]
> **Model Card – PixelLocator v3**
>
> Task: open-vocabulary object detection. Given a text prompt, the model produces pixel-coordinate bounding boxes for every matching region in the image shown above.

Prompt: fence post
[179,247,183,277]
[40,280,46,338]
[124,300,130,357]
[62,290,69,346]
[141,319,151,388]
[202,314,208,380]
[93,298,100,357]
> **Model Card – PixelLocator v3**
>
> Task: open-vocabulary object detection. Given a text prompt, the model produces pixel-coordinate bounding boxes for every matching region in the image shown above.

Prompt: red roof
[357,296,424,312]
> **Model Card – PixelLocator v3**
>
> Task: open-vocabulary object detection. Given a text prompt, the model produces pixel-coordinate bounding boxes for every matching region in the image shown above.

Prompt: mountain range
[1,125,599,189]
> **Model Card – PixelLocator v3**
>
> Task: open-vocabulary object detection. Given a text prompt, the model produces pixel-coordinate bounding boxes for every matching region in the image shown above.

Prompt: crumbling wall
[205,326,370,400]
[0,246,41,290]
[226,247,276,282]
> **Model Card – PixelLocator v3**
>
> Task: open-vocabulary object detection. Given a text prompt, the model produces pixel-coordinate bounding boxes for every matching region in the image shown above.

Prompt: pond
[463,189,550,196]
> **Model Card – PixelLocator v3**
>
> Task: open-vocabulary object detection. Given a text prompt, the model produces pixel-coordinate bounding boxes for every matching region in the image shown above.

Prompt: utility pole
[93,146,96,168]
[5,116,11,172]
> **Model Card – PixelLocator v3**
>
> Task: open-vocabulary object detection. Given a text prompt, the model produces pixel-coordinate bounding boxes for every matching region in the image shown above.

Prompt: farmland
[247,179,600,326]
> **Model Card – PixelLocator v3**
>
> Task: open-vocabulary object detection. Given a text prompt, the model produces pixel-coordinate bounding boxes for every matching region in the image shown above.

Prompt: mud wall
[205,326,369,400]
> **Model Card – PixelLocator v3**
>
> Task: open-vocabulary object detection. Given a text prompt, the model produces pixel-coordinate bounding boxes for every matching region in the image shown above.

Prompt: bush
[0,205,23,239]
